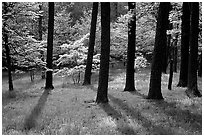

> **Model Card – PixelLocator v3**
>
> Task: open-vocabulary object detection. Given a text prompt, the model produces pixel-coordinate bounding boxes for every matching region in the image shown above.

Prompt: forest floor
[2,63,202,135]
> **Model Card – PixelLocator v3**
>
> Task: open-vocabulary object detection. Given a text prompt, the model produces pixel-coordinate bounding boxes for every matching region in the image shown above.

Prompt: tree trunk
[168,59,173,90]
[198,53,202,77]
[38,4,46,79]
[4,30,14,91]
[45,2,54,90]
[3,2,14,92]
[124,2,136,92]
[38,4,43,41]
[147,2,171,99]
[161,5,171,74]
[83,2,98,85]
[185,2,201,98]
[177,2,190,87]
[173,34,178,72]
[96,2,110,103]
[166,34,171,70]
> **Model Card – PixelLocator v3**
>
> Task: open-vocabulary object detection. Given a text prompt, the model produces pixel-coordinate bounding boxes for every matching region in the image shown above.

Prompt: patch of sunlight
[179,98,193,106]
[127,117,142,130]
[98,116,117,128]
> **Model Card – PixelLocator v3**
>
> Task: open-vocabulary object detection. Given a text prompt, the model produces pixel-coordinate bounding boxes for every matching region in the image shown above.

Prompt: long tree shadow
[2,78,46,106]
[107,94,175,135]
[131,90,202,134]
[24,89,51,130]
[99,103,136,134]
[147,99,202,134]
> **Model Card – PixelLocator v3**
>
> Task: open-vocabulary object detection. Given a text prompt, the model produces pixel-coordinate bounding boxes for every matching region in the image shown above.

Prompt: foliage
[134,56,149,69]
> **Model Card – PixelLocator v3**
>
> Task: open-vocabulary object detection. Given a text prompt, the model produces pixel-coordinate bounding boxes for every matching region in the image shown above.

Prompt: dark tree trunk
[96,2,110,104]
[124,2,136,92]
[147,2,171,99]
[168,59,173,90]
[161,4,171,74]
[173,34,178,72]
[45,2,54,90]
[185,2,201,98]
[3,2,14,92]
[177,2,190,87]
[83,2,98,85]
[198,53,202,77]
[4,30,14,91]
[38,4,46,79]
[38,4,43,41]
[166,34,171,69]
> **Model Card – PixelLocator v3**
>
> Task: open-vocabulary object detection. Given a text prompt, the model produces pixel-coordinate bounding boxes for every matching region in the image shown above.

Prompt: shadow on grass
[108,94,175,135]
[99,103,136,135]
[148,100,202,134]
[24,89,51,130]
[128,90,147,98]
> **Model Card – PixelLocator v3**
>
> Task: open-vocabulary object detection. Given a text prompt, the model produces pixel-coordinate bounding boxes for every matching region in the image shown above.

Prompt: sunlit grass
[2,65,202,135]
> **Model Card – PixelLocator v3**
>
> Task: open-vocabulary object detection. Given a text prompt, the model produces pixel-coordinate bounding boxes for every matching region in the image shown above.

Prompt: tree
[83,2,98,85]
[147,2,171,99]
[185,2,202,98]
[177,2,190,87]
[38,4,46,79]
[124,2,136,92]
[96,2,110,103]
[45,2,54,90]
[161,5,172,74]
[3,2,14,92]
[172,33,179,73]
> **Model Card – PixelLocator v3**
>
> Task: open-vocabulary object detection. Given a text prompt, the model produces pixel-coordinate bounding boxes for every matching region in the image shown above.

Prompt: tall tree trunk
[3,2,14,92]
[45,2,54,90]
[185,2,202,98]
[4,30,14,91]
[83,2,98,85]
[177,2,190,87]
[166,34,171,70]
[124,2,136,92]
[168,59,173,90]
[161,5,171,74]
[38,4,43,41]
[38,4,46,79]
[198,53,202,77]
[147,2,171,99]
[173,34,178,72]
[96,2,110,103]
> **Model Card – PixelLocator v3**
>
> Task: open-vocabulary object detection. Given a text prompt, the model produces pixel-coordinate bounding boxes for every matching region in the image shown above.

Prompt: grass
[2,64,202,135]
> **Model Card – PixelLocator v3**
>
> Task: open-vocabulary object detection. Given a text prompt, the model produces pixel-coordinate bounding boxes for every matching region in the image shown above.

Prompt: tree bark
[3,2,14,92]
[198,53,202,77]
[38,4,46,79]
[147,2,171,99]
[124,2,136,92]
[161,4,171,74]
[45,2,54,90]
[83,2,98,85]
[185,2,202,98]
[96,2,110,103]
[173,34,178,72]
[168,59,173,90]
[177,2,190,87]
